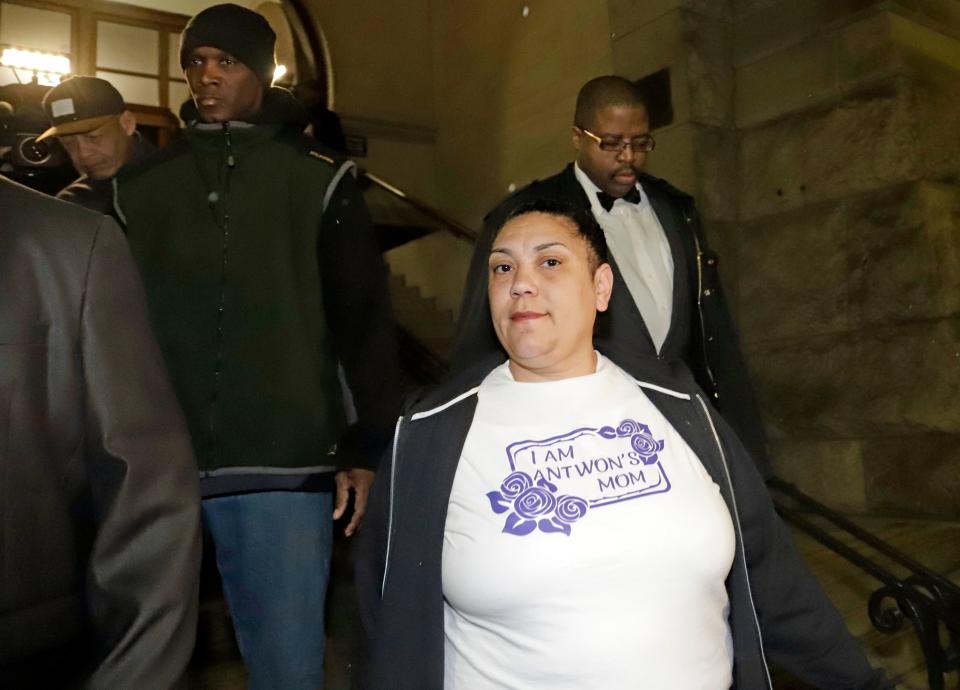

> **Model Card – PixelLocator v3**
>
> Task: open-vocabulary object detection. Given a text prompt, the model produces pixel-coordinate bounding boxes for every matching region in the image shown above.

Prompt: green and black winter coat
[117,88,399,496]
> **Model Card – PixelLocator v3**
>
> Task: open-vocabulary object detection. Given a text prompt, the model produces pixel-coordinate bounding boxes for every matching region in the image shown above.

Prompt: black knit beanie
[179,3,276,85]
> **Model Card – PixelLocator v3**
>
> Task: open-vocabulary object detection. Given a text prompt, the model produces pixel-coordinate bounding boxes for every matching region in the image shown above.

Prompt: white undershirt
[574,163,674,352]
[442,355,735,690]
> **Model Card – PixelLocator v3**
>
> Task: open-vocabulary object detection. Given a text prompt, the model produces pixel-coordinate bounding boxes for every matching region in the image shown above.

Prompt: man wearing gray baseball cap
[39,75,152,213]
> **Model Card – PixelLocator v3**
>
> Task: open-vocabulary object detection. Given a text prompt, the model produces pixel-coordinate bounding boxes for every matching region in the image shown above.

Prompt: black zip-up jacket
[355,351,892,689]
[451,163,770,476]
[118,89,400,496]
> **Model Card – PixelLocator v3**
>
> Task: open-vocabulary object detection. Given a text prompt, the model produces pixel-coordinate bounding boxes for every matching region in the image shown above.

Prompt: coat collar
[179,85,309,129]
[406,349,697,422]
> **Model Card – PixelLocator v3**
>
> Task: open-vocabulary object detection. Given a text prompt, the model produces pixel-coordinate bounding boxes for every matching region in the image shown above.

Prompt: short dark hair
[497,199,608,271]
[574,75,647,129]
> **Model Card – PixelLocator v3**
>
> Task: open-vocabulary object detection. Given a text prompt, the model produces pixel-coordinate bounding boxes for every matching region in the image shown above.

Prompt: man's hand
[333,468,375,537]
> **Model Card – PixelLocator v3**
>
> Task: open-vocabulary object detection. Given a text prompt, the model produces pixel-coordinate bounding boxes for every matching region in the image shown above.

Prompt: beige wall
[422,0,614,312]
[430,0,613,228]
[429,0,614,310]
[307,1,616,215]
[306,0,614,312]
[309,0,435,127]
[304,0,440,205]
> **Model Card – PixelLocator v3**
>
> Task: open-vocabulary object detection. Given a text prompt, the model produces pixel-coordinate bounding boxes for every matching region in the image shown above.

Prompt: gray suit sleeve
[79,217,201,690]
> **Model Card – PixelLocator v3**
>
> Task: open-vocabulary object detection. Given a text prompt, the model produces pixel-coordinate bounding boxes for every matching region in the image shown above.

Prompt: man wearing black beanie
[179,3,277,89]
[116,4,401,689]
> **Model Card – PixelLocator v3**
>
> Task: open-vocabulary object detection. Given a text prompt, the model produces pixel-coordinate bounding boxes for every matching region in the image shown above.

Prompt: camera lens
[19,136,52,165]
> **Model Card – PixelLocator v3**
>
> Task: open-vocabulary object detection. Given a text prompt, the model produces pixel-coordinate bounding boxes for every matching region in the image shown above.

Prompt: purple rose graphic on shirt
[499,471,532,499]
[597,419,665,465]
[554,495,589,523]
[487,473,586,536]
[514,485,557,518]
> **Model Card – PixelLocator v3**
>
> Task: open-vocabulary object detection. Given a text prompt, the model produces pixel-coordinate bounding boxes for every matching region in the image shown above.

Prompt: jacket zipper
[381,415,404,597]
[201,123,236,465]
[380,385,766,682]
[696,393,772,689]
[692,229,720,400]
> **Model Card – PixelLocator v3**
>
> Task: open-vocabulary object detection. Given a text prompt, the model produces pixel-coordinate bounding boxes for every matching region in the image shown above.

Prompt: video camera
[0,82,74,194]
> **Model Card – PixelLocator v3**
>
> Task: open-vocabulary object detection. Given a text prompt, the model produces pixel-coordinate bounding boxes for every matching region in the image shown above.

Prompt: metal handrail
[361,170,478,243]
[768,477,960,690]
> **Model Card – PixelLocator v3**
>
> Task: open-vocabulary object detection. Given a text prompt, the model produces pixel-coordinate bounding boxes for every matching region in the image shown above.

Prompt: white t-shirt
[442,355,735,690]
[574,163,675,352]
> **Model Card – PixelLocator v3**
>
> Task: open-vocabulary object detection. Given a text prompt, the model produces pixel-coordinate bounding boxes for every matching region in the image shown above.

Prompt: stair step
[789,516,960,687]
[388,270,457,362]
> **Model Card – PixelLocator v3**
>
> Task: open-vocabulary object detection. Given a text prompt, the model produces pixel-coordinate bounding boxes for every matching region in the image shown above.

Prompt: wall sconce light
[1,47,71,86]
[273,64,287,84]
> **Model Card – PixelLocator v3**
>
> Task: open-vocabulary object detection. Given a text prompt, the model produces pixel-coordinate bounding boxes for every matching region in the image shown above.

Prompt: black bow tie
[597,186,641,212]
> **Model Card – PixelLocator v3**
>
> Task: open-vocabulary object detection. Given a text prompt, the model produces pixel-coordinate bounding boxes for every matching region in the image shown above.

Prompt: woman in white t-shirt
[356,200,890,690]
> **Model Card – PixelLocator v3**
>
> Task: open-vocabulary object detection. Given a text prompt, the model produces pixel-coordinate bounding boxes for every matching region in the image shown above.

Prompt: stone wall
[411,1,614,315]
[611,0,960,517]
[737,3,960,519]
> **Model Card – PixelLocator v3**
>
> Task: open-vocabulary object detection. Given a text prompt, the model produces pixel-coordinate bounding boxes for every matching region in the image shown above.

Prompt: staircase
[785,517,960,689]
[361,169,475,385]
[388,272,457,363]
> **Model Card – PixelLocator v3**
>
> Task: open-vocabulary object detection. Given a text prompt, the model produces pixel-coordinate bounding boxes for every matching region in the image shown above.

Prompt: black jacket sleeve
[319,170,401,471]
[449,211,504,372]
[354,438,394,688]
[81,217,201,689]
[719,416,892,689]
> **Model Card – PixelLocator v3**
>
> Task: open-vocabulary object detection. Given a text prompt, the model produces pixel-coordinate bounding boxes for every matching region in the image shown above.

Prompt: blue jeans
[202,491,333,690]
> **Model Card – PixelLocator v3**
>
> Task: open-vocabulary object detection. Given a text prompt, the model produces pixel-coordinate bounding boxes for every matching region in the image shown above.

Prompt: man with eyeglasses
[453,74,769,475]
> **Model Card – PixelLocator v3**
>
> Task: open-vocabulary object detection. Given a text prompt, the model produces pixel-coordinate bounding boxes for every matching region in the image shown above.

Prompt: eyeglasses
[576,126,655,154]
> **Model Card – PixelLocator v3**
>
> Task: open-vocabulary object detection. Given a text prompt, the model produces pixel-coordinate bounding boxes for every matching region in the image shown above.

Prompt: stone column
[611,0,960,518]
[734,1,960,517]
[610,1,740,273]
